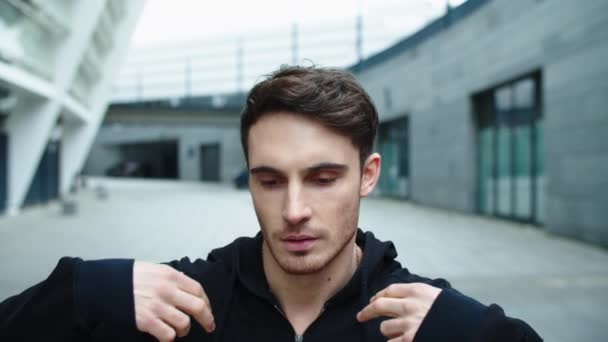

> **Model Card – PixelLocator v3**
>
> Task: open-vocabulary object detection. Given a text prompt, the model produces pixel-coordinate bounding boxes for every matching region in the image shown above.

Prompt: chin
[276,253,329,275]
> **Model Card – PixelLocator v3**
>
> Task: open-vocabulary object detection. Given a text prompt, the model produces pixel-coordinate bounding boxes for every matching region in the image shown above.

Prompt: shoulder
[165,233,260,275]
[357,229,452,290]
[384,267,453,289]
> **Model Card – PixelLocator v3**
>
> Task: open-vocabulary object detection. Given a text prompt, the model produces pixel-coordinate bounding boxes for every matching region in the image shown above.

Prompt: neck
[262,235,362,334]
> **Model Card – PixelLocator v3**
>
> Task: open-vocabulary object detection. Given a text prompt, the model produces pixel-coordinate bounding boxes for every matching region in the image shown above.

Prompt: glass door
[377,116,409,198]
[474,73,543,224]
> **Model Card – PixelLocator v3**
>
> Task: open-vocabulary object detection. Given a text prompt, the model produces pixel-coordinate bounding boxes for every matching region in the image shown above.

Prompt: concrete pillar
[3,1,106,213]
[5,97,60,214]
[60,1,146,195]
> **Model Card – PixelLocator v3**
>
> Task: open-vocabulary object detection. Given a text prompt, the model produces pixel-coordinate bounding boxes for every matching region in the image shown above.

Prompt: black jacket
[0,229,542,341]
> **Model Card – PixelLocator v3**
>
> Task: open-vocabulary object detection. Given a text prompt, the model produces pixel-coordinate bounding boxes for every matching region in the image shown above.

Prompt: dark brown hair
[240,65,378,167]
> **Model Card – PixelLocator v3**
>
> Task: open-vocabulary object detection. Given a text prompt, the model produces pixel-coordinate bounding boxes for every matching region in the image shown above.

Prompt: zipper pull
[295,335,304,342]
[273,304,286,318]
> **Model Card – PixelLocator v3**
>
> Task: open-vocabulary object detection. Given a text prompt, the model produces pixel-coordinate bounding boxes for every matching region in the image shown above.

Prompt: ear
[359,153,381,197]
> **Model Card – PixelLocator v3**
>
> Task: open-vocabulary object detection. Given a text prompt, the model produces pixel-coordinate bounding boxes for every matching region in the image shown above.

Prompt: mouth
[282,234,318,252]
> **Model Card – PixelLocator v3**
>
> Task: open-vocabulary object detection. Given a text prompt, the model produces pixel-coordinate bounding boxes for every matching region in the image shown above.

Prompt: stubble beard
[266,227,357,275]
[260,188,363,276]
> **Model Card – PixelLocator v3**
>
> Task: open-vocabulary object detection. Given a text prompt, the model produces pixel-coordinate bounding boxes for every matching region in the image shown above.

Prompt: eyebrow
[249,166,281,175]
[249,163,348,175]
[306,162,348,173]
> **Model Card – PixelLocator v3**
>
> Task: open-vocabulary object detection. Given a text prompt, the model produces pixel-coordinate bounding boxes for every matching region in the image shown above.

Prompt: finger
[158,304,191,338]
[176,272,209,305]
[388,329,417,342]
[380,317,409,338]
[146,317,176,342]
[357,297,412,322]
[372,283,416,301]
[388,336,409,342]
[170,289,215,333]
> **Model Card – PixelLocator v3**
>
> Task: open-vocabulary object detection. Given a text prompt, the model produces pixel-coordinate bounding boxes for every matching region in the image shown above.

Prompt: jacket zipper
[273,303,327,342]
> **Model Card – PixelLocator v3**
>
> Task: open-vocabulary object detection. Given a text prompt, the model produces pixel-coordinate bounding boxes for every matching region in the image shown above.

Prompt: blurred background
[0,0,607,341]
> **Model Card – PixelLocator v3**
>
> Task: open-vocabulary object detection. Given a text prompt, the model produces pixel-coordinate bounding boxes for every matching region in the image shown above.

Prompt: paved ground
[1,178,607,341]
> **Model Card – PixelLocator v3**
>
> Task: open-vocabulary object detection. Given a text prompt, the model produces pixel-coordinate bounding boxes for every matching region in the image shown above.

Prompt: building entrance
[474,72,544,223]
[377,116,409,198]
[24,141,60,207]
[200,143,220,182]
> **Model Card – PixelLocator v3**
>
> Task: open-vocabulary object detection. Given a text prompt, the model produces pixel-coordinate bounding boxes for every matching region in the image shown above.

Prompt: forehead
[248,112,359,169]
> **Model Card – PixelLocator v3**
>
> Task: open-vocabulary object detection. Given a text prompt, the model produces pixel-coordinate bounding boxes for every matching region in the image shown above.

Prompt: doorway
[200,143,220,182]
[377,116,409,198]
[473,72,543,223]
[24,141,60,207]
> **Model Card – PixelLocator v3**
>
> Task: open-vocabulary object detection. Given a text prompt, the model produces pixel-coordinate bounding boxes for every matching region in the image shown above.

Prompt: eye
[316,177,336,185]
[260,179,278,186]
[309,172,338,186]
[257,176,285,188]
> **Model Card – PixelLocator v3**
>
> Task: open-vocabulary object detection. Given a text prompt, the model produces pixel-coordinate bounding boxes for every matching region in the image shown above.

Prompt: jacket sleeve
[386,268,542,342]
[414,289,543,342]
[0,257,135,341]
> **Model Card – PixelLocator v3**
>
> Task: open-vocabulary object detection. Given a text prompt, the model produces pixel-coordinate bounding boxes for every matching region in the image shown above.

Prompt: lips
[282,235,317,252]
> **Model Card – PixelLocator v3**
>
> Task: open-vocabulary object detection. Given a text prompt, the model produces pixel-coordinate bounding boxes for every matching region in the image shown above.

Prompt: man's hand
[356,283,441,342]
[133,261,215,342]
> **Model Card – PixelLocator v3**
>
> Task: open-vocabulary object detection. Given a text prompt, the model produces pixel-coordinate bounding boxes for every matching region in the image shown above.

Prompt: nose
[282,183,312,226]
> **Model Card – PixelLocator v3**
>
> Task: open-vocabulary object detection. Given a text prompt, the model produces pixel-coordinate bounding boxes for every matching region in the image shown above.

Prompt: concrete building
[83,0,606,247]
[83,95,247,184]
[0,0,145,214]
[353,0,608,246]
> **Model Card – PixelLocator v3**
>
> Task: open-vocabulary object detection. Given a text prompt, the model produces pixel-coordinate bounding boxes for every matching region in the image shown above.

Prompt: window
[377,116,409,198]
[472,71,543,223]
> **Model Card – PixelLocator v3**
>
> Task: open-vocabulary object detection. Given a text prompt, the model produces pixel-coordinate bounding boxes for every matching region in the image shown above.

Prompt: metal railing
[111,2,450,103]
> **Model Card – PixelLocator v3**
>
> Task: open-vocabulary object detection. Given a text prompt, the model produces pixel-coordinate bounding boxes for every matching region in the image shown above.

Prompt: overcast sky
[131,0,467,47]
[114,0,468,100]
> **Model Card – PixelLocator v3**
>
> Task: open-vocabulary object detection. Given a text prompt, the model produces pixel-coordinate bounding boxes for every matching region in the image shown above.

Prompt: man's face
[247,112,377,275]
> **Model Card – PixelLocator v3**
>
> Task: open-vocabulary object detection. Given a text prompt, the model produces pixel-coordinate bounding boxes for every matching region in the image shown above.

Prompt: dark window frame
[471,70,543,224]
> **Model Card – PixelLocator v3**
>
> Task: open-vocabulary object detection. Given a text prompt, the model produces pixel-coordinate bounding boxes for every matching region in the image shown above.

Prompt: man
[0,66,542,342]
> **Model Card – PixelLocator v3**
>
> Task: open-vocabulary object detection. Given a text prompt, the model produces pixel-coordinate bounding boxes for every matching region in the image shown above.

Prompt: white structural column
[54,1,106,92]
[0,0,145,214]
[4,1,106,214]
[5,97,60,214]
[61,1,146,194]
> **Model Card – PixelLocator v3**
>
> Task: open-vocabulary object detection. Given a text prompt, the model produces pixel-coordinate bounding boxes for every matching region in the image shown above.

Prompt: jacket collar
[207,229,400,305]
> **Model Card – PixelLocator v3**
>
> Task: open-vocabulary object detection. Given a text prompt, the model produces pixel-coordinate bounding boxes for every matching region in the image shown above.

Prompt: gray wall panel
[355,0,608,246]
